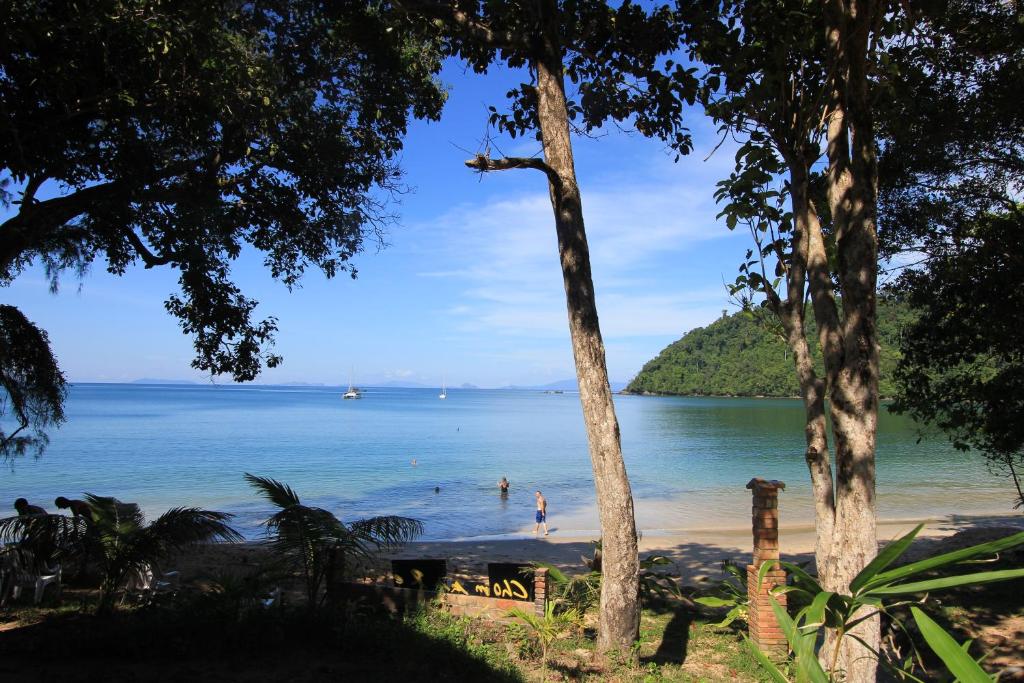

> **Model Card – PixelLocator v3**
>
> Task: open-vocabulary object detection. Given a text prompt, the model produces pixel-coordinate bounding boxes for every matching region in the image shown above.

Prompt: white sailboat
[343,368,361,400]
[439,376,447,400]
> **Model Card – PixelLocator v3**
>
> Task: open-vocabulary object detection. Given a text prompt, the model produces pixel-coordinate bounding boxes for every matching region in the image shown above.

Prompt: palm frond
[0,514,86,566]
[264,505,347,556]
[349,515,424,550]
[83,494,144,529]
[145,507,242,551]
[245,473,301,509]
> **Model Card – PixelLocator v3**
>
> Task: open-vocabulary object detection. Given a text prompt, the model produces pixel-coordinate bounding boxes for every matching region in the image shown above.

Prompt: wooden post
[534,566,549,617]
[746,478,787,655]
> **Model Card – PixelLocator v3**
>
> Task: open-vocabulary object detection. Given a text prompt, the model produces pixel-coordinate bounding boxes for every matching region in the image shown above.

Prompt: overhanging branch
[465,154,561,189]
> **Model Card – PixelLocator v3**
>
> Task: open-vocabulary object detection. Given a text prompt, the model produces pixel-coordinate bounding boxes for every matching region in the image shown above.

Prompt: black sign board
[391,559,447,590]
[486,562,535,602]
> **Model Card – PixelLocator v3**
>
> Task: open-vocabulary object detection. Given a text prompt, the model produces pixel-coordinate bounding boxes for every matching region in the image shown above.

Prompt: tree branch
[123,229,178,268]
[21,175,47,206]
[464,154,562,189]
[392,0,531,52]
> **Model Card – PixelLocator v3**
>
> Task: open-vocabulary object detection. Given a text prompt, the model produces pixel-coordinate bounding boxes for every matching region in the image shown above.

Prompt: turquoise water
[1,384,1014,540]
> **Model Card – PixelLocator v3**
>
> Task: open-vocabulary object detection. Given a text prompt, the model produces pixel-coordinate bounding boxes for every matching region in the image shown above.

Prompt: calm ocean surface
[2,384,1015,540]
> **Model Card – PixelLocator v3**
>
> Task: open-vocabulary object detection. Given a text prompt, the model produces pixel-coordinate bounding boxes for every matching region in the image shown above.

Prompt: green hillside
[625,300,913,397]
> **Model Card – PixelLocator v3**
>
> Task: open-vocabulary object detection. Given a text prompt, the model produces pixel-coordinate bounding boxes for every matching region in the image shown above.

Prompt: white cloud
[411,165,735,346]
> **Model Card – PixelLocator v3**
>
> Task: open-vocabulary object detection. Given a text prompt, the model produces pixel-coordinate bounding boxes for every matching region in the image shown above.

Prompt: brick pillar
[534,567,549,617]
[746,478,787,655]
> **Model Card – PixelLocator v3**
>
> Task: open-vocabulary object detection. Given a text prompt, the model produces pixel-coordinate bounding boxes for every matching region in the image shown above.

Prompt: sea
[1,383,1015,541]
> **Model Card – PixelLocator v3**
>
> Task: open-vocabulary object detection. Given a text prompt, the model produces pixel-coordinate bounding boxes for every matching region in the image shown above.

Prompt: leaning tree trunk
[532,3,640,652]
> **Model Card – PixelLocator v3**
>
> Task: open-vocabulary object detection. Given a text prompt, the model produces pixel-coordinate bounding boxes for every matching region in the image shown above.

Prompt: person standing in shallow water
[498,477,510,495]
[534,490,548,536]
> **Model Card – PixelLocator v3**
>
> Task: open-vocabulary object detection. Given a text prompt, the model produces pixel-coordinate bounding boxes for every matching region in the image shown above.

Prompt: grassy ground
[0,586,768,682]
[2,535,1021,683]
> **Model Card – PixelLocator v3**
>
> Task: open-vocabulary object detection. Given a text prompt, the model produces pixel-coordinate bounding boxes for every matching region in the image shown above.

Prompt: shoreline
[171,511,1023,588]
[388,511,1024,584]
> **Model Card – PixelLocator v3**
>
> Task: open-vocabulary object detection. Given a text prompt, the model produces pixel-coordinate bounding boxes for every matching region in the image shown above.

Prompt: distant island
[624,300,913,398]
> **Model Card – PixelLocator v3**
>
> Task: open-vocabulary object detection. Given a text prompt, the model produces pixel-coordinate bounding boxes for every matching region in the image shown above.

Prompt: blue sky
[3,61,750,388]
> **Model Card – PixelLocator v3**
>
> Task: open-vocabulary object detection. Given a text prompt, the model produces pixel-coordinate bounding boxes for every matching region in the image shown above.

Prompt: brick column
[746,478,787,655]
[534,567,549,617]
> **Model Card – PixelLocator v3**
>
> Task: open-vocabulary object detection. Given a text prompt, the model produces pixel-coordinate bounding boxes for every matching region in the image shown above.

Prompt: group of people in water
[496,478,549,536]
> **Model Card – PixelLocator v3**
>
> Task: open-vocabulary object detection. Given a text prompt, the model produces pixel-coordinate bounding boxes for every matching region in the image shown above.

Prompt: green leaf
[865,531,1024,590]
[744,636,791,683]
[868,568,1024,596]
[802,590,833,628]
[694,595,737,607]
[850,524,923,594]
[910,607,993,682]
[780,561,822,595]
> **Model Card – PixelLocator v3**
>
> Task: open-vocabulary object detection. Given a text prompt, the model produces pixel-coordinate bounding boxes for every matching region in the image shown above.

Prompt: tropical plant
[81,494,241,612]
[533,562,601,615]
[694,559,750,628]
[638,553,694,606]
[0,512,85,572]
[507,601,583,682]
[245,473,423,609]
[750,525,1024,681]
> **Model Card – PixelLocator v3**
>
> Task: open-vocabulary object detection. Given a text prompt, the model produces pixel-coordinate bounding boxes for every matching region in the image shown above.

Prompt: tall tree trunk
[786,164,837,567]
[822,0,881,679]
[533,2,640,652]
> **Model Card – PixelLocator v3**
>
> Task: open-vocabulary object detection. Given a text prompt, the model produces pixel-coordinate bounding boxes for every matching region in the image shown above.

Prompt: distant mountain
[625,299,913,397]
[460,383,479,389]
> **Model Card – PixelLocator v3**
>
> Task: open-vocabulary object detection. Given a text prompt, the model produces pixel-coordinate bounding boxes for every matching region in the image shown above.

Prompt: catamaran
[439,376,447,400]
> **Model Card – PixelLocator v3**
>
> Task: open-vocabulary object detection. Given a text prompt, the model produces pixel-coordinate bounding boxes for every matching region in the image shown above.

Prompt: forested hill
[624,300,913,397]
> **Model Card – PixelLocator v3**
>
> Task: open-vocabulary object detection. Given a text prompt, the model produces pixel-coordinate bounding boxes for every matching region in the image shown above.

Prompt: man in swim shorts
[534,490,548,536]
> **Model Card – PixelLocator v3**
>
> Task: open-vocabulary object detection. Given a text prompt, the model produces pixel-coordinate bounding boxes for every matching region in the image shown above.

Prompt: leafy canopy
[0,0,446,383]
[0,304,66,459]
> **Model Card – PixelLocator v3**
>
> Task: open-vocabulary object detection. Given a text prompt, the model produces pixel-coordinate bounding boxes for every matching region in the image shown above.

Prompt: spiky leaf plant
[245,473,422,609]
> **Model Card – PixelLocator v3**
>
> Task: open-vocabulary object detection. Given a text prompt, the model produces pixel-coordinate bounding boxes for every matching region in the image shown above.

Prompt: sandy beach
[390,512,1024,585]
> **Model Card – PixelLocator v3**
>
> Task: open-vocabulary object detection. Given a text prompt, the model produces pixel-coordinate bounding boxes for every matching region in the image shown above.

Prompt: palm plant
[508,601,583,682]
[83,494,242,612]
[245,473,423,609]
[0,512,87,568]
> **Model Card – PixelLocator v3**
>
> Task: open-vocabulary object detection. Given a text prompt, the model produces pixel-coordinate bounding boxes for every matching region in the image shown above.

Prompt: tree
[0,304,66,458]
[878,0,1024,509]
[0,0,446,455]
[392,0,695,651]
[891,213,1024,508]
[679,0,889,676]
[875,0,1024,265]
[246,473,423,609]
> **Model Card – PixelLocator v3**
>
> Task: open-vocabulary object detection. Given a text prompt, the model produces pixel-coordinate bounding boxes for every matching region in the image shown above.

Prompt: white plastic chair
[125,563,180,603]
[3,549,62,605]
